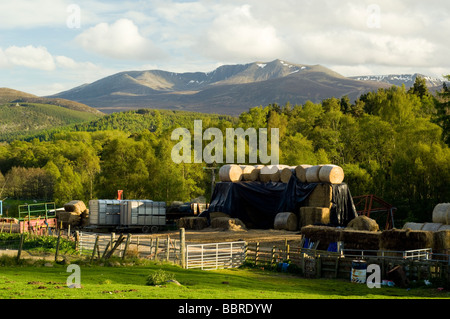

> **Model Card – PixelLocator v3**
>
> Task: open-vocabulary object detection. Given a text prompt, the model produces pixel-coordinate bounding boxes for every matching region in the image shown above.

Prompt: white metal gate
[185,241,246,270]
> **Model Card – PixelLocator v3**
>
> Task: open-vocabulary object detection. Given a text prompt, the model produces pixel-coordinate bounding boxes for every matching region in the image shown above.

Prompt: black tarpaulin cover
[205,175,357,229]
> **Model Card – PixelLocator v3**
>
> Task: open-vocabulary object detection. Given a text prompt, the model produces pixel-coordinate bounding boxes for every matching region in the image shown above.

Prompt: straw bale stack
[176,217,208,230]
[346,215,379,232]
[209,212,230,220]
[339,229,381,250]
[318,165,345,184]
[307,184,332,208]
[299,207,330,228]
[300,225,341,250]
[274,212,298,231]
[280,166,296,183]
[64,200,86,214]
[433,230,450,254]
[432,203,450,225]
[379,228,434,251]
[210,217,247,231]
[295,165,312,183]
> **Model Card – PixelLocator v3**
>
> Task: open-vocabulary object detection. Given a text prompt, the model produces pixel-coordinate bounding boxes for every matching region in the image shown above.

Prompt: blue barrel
[350,260,367,283]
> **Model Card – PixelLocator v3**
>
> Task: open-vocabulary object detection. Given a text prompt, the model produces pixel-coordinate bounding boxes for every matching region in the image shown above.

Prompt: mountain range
[43,59,446,116]
[48,59,398,115]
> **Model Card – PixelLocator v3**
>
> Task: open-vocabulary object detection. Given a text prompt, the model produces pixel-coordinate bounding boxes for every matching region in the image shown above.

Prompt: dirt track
[153,227,304,247]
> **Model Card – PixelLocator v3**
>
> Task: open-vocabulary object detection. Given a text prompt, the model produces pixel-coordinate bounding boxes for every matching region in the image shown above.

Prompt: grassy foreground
[0,257,449,300]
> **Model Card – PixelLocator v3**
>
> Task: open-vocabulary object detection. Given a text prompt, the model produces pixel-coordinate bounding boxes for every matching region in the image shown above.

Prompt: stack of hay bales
[300,225,342,250]
[299,182,332,228]
[176,217,208,230]
[299,207,330,228]
[218,163,345,184]
[401,203,450,254]
[58,200,89,228]
[379,228,434,251]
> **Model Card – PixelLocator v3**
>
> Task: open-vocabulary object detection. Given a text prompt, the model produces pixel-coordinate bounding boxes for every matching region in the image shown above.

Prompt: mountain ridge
[48,59,440,115]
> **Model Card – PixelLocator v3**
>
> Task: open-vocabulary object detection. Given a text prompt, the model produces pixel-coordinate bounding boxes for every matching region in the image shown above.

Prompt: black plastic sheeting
[203,175,357,229]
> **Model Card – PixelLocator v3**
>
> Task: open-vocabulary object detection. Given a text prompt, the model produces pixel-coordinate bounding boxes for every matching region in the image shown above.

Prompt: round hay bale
[219,164,242,182]
[346,215,379,232]
[402,222,424,230]
[210,217,247,231]
[280,166,295,183]
[318,165,345,184]
[421,223,444,232]
[241,165,256,181]
[260,165,274,183]
[274,212,298,231]
[295,164,312,183]
[432,203,450,225]
[305,165,323,183]
[209,212,230,220]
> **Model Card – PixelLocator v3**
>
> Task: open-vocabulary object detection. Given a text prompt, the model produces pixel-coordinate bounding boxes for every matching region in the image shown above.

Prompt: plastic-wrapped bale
[346,215,379,232]
[176,217,208,230]
[305,165,323,183]
[64,200,87,214]
[432,203,450,225]
[295,164,312,183]
[274,212,298,231]
[211,217,247,231]
[299,207,330,228]
[307,184,332,208]
[280,166,296,183]
[318,165,345,184]
[219,164,243,182]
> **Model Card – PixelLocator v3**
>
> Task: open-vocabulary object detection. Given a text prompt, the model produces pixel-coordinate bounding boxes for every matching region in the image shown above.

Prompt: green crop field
[0,257,448,300]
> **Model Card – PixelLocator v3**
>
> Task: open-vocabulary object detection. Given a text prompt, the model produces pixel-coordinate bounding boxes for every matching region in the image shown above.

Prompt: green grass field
[0,257,448,300]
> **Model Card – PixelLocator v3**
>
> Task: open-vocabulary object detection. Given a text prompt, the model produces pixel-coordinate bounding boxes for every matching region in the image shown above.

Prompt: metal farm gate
[185,241,246,270]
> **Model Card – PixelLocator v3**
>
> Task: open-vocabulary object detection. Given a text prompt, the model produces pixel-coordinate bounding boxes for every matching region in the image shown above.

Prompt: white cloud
[3,45,56,70]
[75,18,165,60]
[200,4,287,62]
[0,0,68,29]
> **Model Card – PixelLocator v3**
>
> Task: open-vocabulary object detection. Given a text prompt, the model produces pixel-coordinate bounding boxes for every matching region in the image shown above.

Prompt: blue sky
[1,0,449,96]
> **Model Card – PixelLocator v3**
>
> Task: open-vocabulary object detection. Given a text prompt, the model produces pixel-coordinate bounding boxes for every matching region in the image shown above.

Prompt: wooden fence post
[255,242,260,266]
[16,234,25,262]
[180,228,186,268]
[54,229,61,262]
[90,235,99,262]
[155,238,159,261]
[166,235,170,261]
[122,234,131,259]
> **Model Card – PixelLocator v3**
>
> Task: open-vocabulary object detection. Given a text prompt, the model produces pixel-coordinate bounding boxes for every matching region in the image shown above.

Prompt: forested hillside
[0,76,448,225]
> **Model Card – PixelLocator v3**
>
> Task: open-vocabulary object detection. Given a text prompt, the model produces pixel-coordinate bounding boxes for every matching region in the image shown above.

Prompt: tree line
[0,76,448,225]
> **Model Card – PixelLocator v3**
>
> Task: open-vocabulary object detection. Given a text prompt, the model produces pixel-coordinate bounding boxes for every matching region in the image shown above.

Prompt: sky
[0,0,449,96]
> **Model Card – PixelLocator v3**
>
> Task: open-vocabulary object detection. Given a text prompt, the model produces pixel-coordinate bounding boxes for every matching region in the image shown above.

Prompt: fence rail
[186,241,246,270]
[246,241,450,283]
[78,232,181,263]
